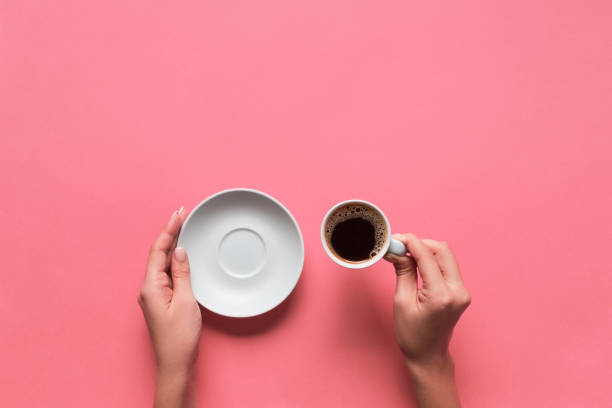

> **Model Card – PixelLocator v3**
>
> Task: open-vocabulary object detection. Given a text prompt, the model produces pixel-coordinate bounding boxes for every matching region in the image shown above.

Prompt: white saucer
[177,189,304,317]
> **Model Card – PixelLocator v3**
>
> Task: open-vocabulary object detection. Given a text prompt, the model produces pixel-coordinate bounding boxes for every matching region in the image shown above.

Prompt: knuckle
[434,291,453,309]
[449,288,471,310]
[138,286,152,304]
[459,290,472,308]
[439,241,451,251]
[173,265,190,278]
[395,265,414,276]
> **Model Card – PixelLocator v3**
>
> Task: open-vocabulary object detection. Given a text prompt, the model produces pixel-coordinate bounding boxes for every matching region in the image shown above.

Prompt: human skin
[139,207,201,408]
[139,209,469,408]
[384,233,471,408]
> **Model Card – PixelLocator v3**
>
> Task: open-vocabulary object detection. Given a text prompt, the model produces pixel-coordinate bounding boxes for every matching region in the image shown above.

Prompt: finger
[164,209,188,271]
[383,253,417,299]
[165,234,180,271]
[168,208,189,269]
[422,239,464,286]
[393,233,446,290]
[152,206,185,253]
[170,247,193,299]
[145,207,185,281]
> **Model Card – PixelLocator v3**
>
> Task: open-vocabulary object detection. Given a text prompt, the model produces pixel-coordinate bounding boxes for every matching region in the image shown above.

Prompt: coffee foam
[324,203,387,261]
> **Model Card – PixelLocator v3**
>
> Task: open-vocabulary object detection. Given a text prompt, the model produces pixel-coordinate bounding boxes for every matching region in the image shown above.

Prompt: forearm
[406,355,461,408]
[154,369,198,408]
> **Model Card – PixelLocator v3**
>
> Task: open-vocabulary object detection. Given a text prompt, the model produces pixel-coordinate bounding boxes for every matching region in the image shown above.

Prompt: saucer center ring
[217,228,267,278]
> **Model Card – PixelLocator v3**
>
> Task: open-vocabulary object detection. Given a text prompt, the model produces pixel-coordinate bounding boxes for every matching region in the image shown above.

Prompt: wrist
[155,368,197,408]
[156,355,197,379]
[156,363,195,388]
[405,352,455,380]
[405,352,461,407]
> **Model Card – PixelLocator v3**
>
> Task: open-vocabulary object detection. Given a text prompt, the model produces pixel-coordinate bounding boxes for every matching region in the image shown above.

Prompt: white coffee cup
[321,199,408,269]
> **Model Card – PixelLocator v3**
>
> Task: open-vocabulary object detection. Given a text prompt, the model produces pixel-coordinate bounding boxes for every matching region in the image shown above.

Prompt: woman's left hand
[139,207,201,407]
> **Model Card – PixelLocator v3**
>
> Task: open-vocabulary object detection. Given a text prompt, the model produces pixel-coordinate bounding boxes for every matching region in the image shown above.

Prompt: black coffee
[324,203,387,263]
[331,218,376,261]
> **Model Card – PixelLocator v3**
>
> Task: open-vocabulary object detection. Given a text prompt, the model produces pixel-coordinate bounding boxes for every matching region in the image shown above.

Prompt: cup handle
[387,238,408,256]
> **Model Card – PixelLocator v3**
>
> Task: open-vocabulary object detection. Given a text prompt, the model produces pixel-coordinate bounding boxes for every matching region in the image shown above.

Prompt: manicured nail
[178,206,184,216]
[175,247,186,262]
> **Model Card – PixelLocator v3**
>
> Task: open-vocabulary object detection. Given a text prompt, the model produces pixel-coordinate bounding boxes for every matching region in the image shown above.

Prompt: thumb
[171,247,193,298]
[384,252,418,299]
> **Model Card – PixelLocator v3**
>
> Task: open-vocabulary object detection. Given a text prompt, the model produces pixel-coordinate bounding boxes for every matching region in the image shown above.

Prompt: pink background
[1,1,611,406]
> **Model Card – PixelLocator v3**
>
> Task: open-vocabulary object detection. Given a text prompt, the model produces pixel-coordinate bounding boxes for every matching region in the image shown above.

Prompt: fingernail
[178,206,184,216]
[175,247,186,262]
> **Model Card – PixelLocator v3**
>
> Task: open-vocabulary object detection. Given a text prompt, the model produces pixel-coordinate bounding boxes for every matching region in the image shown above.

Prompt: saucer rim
[178,187,305,318]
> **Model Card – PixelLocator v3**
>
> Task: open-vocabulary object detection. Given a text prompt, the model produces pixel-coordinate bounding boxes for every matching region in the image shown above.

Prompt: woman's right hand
[384,233,470,408]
